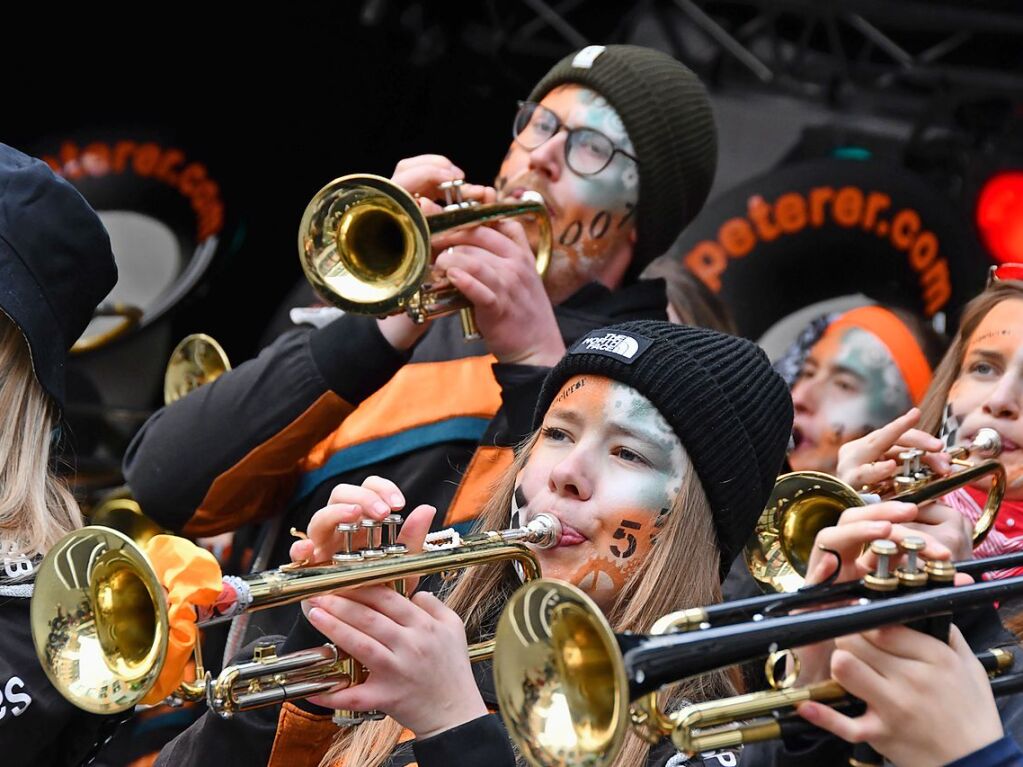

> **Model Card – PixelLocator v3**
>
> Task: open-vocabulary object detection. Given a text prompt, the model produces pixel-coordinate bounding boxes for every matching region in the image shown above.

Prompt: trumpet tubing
[746,427,1006,593]
[31,513,561,717]
[495,553,1023,767]
[299,174,552,338]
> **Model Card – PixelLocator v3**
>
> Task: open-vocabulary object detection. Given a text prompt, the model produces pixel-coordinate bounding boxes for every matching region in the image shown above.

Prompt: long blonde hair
[919,281,1023,434]
[322,432,737,767]
[0,314,82,556]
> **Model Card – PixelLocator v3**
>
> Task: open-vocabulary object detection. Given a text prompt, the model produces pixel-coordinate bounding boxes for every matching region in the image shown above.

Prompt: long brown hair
[0,314,82,556]
[322,432,737,767]
[918,281,1023,434]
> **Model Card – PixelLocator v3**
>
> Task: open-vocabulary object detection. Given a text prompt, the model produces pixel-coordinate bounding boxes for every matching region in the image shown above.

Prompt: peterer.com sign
[673,158,985,339]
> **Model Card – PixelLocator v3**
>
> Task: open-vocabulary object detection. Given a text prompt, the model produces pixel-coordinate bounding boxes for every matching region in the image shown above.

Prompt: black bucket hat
[0,143,117,408]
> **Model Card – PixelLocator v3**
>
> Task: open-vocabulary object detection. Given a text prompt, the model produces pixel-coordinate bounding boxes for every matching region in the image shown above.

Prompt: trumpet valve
[382,514,408,555]
[333,523,364,562]
[360,519,386,559]
[864,539,899,592]
[438,179,474,211]
[895,449,927,488]
[896,536,928,587]
[925,559,957,584]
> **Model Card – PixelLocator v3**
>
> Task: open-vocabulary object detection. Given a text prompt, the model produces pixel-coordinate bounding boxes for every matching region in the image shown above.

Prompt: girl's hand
[305,581,485,739]
[798,625,1003,767]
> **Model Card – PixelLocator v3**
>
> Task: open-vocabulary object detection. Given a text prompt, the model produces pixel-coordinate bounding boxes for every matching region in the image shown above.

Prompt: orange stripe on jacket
[268,703,339,767]
[185,392,354,537]
[300,356,502,473]
[446,445,515,526]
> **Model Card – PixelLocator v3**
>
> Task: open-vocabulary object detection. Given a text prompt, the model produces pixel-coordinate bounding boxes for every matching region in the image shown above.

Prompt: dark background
[4,1,1023,480]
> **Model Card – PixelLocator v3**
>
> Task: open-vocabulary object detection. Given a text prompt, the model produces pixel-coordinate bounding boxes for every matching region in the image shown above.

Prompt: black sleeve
[0,599,115,767]
[123,314,408,531]
[411,713,516,767]
[483,363,551,447]
[154,634,293,767]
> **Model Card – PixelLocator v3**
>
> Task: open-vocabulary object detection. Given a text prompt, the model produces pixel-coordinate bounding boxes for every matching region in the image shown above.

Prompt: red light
[976,171,1023,265]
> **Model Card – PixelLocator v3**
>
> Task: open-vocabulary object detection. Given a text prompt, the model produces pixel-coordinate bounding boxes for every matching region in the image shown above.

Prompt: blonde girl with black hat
[155,319,795,767]
[0,143,118,764]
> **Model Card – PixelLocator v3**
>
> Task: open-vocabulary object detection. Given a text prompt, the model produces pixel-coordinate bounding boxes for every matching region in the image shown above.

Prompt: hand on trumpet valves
[836,408,952,491]
[290,475,436,568]
[390,155,496,210]
[794,501,972,685]
[303,576,486,739]
[376,155,499,353]
[796,624,1003,767]
[433,220,565,366]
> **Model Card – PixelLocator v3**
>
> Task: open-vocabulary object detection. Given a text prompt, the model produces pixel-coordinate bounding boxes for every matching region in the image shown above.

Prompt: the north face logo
[581,333,640,358]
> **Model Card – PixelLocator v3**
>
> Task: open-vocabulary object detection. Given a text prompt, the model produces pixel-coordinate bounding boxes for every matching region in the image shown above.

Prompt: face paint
[515,375,689,609]
[496,85,638,304]
[789,325,912,473]
[948,299,1023,499]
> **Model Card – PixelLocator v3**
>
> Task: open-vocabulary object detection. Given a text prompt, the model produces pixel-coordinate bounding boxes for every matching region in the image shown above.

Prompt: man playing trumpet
[123,44,718,672]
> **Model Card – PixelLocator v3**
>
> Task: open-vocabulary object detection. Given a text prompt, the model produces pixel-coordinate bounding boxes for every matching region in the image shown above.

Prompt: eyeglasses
[512,101,638,176]
[986,263,1023,288]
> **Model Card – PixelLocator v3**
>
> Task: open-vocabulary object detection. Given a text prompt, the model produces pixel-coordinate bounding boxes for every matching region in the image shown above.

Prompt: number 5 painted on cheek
[610,519,641,558]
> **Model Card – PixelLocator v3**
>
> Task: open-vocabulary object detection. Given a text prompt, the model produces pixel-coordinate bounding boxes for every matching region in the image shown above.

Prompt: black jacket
[0,580,122,766]
[122,279,667,670]
[155,611,741,767]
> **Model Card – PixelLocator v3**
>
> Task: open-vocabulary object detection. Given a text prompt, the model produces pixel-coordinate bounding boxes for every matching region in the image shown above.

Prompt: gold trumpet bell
[494,578,628,767]
[163,333,232,405]
[31,527,168,715]
[299,174,430,317]
[745,471,862,594]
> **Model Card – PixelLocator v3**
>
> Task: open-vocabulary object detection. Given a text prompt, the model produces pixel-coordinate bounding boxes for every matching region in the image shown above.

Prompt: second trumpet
[299,174,552,339]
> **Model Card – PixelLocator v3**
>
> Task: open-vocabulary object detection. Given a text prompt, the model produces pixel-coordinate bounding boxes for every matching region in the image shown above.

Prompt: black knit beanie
[534,321,793,580]
[529,45,717,276]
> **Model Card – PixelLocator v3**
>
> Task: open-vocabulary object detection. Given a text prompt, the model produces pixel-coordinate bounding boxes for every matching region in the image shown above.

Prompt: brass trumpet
[746,427,1006,593]
[163,333,231,405]
[298,174,552,340]
[31,512,560,719]
[494,555,1023,767]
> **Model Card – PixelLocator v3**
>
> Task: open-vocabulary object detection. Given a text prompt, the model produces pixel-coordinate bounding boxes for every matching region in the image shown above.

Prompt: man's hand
[435,220,565,365]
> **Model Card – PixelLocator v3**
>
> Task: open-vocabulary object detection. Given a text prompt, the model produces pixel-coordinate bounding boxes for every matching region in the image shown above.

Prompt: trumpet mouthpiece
[525,513,562,549]
[973,428,1002,458]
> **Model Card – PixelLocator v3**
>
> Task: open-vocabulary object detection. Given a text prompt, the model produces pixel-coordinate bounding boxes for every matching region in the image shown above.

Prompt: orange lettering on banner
[910,231,938,270]
[133,143,161,177]
[719,218,756,257]
[863,192,891,230]
[809,186,834,228]
[684,241,728,292]
[156,149,185,184]
[179,162,206,196]
[112,141,136,173]
[832,186,863,227]
[747,195,780,241]
[82,143,111,176]
[891,209,920,250]
[44,139,224,240]
[922,259,952,315]
[59,142,82,179]
[683,185,953,318]
[774,192,806,233]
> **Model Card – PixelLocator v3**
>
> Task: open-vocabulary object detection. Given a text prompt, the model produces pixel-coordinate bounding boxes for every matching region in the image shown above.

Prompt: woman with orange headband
[781,304,943,475]
[838,278,1023,573]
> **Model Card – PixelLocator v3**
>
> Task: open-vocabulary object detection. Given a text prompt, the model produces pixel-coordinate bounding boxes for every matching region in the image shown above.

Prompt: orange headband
[827,305,933,405]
